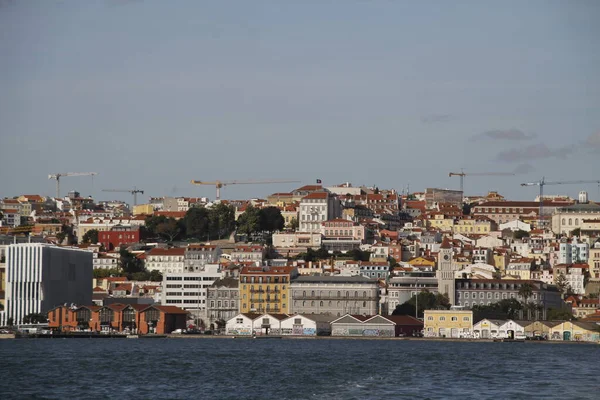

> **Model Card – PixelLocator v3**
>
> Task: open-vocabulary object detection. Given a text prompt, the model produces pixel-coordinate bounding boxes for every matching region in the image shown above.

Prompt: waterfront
[1,339,598,399]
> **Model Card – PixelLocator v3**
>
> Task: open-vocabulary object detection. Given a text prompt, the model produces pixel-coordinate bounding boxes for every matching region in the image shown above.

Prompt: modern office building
[1,243,93,326]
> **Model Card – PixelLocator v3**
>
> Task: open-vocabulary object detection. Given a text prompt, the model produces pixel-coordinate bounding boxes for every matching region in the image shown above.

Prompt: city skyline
[1,1,599,201]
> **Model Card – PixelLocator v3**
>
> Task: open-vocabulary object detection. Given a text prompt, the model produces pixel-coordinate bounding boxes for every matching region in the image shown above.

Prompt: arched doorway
[563,331,571,341]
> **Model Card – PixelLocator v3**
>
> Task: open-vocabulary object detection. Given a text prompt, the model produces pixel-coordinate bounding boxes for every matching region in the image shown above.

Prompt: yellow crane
[48,172,98,198]
[190,179,301,200]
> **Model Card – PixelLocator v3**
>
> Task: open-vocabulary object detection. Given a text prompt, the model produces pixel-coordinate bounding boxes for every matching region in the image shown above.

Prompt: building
[239,266,298,314]
[47,303,188,334]
[299,191,341,233]
[206,277,239,330]
[423,309,473,338]
[472,318,504,339]
[452,216,496,235]
[505,258,535,280]
[549,321,600,342]
[161,264,224,326]
[230,245,265,264]
[552,203,600,235]
[331,314,423,337]
[1,243,93,326]
[289,276,379,316]
[589,241,600,279]
[321,218,365,252]
[145,247,185,274]
[98,226,140,250]
[554,264,589,295]
[425,188,463,208]
[184,244,221,272]
[454,279,563,313]
[436,237,459,304]
[472,200,570,225]
[387,273,439,313]
[280,314,334,336]
[558,238,589,264]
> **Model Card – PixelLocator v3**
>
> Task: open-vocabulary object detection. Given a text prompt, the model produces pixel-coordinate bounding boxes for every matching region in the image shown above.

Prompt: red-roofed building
[98,226,140,250]
[299,191,341,233]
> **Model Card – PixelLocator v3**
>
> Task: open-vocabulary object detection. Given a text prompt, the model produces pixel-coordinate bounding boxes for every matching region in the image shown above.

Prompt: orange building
[47,304,188,334]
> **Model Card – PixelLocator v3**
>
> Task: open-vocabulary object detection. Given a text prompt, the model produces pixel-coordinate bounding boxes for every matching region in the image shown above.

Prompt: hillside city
[1,181,600,341]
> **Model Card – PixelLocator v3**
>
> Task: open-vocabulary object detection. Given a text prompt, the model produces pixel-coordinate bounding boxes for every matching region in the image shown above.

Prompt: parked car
[171,329,184,334]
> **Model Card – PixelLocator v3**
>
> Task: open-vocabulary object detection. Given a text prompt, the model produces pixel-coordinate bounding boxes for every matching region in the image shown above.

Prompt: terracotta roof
[302,192,328,200]
[440,236,452,249]
[148,247,186,256]
[149,305,189,315]
[295,185,322,192]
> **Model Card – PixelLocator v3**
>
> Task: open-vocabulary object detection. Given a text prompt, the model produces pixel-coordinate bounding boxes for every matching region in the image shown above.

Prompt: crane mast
[190,179,302,200]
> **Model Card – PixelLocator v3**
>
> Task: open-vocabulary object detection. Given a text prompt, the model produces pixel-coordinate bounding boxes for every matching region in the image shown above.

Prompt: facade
[185,244,221,272]
[299,192,341,233]
[1,244,93,326]
[162,264,224,325]
[472,318,504,339]
[289,276,379,316]
[454,279,563,313]
[425,188,463,208]
[47,303,187,334]
[92,253,119,270]
[387,274,438,312]
[558,238,589,264]
[230,245,264,264]
[98,226,140,250]
[452,217,496,235]
[505,258,534,280]
[239,266,298,314]
[321,218,365,252]
[331,314,423,337]
[145,247,185,274]
[359,262,390,280]
[551,203,600,235]
[548,321,600,342]
[423,310,473,338]
[280,314,334,336]
[436,237,458,304]
[472,201,570,225]
[206,277,239,330]
[589,242,600,279]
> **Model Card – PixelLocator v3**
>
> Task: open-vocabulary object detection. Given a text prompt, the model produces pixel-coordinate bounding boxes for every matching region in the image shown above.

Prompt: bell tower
[436,237,457,305]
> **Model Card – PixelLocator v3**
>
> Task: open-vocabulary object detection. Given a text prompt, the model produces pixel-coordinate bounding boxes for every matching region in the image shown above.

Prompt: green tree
[259,206,285,233]
[388,257,399,270]
[289,217,299,230]
[513,229,530,240]
[208,203,236,240]
[547,307,575,321]
[185,207,210,239]
[149,270,163,282]
[570,228,581,237]
[392,302,416,316]
[144,215,168,237]
[93,268,121,279]
[82,229,99,244]
[236,205,261,236]
[132,271,150,281]
[56,231,66,244]
[7,317,14,326]
[119,248,144,275]
[156,219,182,242]
[555,272,570,297]
[518,283,535,319]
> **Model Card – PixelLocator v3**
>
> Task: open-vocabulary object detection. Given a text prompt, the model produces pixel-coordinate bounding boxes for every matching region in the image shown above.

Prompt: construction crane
[521,178,600,226]
[102,187,145,206]
[190,179,301,200]
[48,172,98,198]
[449,170,515,196]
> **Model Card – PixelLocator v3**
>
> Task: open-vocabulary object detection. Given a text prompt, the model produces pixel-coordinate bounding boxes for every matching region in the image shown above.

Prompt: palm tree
[518,283,534,319]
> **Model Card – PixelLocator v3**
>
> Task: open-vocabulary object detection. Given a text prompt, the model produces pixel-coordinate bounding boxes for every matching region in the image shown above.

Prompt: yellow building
[424,310,473,338]
[239,266,298,314]
[407,257,435,268]
[524,321,559,337]
[549,321,600,342]
[427,214,454,232]
[589,245,600,279]
[133,204,154,216]
[492,252,509,273]
[453,217,495,235]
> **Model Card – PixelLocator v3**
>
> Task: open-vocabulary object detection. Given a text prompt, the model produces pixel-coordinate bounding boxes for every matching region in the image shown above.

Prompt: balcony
[250,289,265,293]
[292,295,378,301]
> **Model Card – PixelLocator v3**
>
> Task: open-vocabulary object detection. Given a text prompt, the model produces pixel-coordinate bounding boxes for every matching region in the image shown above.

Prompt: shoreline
[167,334,598,344]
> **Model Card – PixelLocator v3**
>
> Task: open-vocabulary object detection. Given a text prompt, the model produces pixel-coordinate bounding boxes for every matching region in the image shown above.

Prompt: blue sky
[1,0,599,203]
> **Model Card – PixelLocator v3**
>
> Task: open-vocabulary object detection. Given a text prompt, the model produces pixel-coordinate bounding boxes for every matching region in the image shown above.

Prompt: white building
[230,245,264,264]
[184,244,222,272]
[552,203,600,235]
[162,264,224,325]
[499,220,531,232]
[145,247,185,274]
[1,243,93,326]
[299,191,341,233]
[92,252,120,270]
[559,238,589,264]
[472,318,504,339]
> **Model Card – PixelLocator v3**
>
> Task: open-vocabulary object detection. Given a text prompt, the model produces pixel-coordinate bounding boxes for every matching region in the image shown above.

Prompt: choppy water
[0,338,598,399]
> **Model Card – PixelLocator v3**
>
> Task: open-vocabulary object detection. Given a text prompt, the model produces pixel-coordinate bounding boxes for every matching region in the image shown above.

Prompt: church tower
[436,236,457,305]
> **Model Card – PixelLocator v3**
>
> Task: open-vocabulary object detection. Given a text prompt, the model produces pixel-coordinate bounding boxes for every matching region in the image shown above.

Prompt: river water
[0,338,598,399]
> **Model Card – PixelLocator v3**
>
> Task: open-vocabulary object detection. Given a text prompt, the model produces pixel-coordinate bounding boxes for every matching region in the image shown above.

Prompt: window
[451,317,457,321]
[236,318,243,323]
[439,316,446,321]
[427,316,433,321]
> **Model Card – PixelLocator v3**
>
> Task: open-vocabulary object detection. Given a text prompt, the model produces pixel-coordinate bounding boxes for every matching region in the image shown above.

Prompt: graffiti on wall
[228,328,251,335]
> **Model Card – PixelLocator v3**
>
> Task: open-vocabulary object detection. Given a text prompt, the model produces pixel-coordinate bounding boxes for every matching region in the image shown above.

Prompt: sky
[1,0,599,204]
